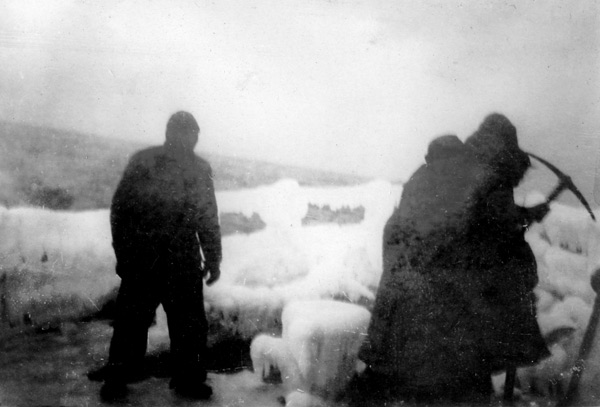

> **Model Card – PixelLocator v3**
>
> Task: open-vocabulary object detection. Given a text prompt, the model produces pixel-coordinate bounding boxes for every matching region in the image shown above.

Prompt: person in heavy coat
[354,114,550,404]
[463,114,550,374]
[100,111,222,401]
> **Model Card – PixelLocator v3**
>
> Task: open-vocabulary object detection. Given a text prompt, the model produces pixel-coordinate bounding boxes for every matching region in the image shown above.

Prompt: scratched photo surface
[0,1,599,406]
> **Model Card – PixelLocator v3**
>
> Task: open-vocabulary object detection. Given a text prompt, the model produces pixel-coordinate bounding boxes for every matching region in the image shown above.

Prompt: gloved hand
[528,203,550,223]
[203,264,221,286]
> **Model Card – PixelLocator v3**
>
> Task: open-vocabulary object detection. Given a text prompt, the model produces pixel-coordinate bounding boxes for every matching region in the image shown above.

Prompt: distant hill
[0,122,368,210]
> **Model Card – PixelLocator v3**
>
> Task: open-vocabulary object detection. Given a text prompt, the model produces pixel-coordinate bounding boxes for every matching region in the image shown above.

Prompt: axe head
[527,152,596,221]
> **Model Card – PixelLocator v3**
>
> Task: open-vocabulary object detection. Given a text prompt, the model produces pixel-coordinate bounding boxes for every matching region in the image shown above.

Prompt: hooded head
[465,113,530,186]
[165,111,200,157]
[425,134,466,164]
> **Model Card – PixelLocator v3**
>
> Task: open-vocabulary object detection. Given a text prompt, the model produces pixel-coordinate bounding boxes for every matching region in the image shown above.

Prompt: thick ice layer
[250,334,302,390]
[0,180,399,332]
[206,223,383,339]
[519,197,600,401]
[3,181,600,401]
[250,300,370,402]
[0,207,117,326]
[282,300,370,398]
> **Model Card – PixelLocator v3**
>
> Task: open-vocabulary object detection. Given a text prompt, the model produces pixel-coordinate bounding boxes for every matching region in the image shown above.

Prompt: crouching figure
[351,114,550,404]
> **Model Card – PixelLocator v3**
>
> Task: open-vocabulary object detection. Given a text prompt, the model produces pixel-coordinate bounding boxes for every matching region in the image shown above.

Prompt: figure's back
[111,145,214,249]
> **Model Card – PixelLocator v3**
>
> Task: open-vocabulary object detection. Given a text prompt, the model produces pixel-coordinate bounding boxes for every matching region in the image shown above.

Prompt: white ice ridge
[0,180,400,330]
[0,207,118,324]
[3,181,600,402]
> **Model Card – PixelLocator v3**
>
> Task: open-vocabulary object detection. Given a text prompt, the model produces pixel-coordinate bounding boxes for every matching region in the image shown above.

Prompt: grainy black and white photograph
[0,1,599,406]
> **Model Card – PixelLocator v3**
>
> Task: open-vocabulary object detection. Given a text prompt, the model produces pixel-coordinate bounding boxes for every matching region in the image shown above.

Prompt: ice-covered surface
[281,300,370,399]
[204,180,400,340]
[521,199,600,403]
[0,207,118,326]
[2,179,600,403]
[0,320,287,407]
[250,300,370,405]
[0,180,400,330]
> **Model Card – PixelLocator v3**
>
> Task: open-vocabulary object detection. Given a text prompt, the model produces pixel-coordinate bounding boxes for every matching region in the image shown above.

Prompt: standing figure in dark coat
[354,114,550,404]
[100,111,222,401]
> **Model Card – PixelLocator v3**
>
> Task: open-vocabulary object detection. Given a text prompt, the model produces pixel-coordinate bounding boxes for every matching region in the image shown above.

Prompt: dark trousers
[107,259,208,385]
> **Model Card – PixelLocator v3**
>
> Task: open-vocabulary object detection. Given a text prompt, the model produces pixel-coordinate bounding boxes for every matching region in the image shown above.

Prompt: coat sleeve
[195,162,222,268]
[110,153,146,263]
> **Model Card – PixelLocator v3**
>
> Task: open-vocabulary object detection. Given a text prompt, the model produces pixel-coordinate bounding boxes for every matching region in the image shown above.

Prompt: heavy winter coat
[110,143,221,277]
[359,125,549,399]
[105,112,221,388]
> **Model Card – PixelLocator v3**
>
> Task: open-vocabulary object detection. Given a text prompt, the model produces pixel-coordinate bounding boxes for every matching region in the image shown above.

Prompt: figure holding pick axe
[354,114,552,404]
[353,113,597,406]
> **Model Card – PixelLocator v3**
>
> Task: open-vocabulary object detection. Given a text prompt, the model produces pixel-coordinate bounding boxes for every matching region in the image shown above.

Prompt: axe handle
[546,180,569,204]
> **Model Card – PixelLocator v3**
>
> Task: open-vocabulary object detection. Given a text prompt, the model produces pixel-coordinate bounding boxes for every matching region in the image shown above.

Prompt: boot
[170,378,213,400]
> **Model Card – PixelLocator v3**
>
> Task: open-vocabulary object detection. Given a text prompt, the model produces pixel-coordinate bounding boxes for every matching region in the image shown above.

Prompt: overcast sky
[0,1,598,191]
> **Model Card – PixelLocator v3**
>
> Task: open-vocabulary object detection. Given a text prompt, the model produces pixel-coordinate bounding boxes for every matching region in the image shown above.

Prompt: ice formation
[203,179,401,339]
[1,178,600,402]
[517,198,600,401]
[250,333,302,389]
[282,300,370,398]
[0,207,118,325]
[250,300,370,404]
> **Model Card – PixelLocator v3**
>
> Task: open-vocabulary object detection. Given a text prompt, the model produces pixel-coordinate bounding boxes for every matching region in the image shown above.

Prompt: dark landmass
[0,122,369,210]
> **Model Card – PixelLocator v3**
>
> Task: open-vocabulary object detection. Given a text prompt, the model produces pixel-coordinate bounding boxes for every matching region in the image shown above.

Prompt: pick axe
[527,152,596,221]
